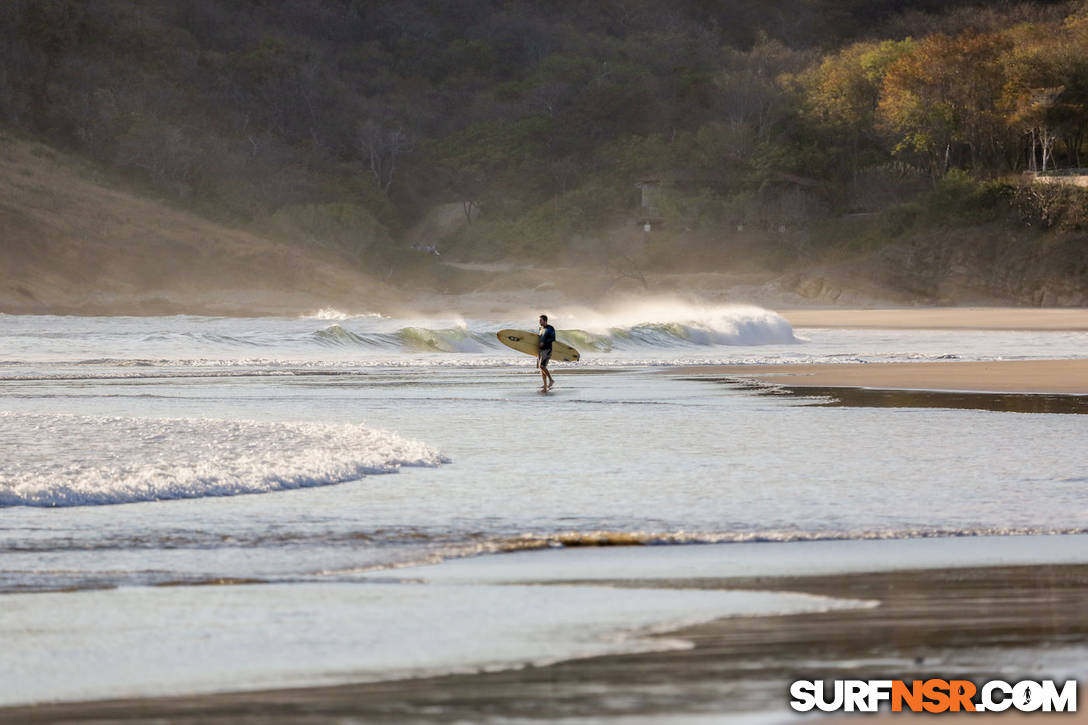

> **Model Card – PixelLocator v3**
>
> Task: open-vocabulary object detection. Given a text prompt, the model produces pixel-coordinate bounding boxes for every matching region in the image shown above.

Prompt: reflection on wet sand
[767,384,1088,415]
[3,565,1084,722]
[691,376,1088,413]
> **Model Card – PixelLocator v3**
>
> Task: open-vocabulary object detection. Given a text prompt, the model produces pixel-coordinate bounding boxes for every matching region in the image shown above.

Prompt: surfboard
[496,329,580,362]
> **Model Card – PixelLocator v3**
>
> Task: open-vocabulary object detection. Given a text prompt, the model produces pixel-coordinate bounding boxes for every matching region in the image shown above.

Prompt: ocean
[1,303,1086,710]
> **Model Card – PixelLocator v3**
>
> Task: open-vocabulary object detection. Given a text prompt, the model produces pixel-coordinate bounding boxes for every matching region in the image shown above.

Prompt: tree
[878,31,1011,178]
[1012,86,1064,172]
[427,117,554,214]
[358,120,411,193]
[716,37,810,143]
[797,39,914,181]
[438,162,486,223]
[1002,19,1088,171]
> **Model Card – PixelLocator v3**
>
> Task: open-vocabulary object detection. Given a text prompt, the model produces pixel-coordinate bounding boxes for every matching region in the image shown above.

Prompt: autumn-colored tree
[796,38,914,180]
[1002,18,1088,171]
[878,30,1011,178]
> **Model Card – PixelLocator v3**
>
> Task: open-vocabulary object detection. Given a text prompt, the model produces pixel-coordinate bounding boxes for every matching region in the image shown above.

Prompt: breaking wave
[556,303,798,349]
[0,303,802,370]
[0,412,448,508]
[303,304,798,355]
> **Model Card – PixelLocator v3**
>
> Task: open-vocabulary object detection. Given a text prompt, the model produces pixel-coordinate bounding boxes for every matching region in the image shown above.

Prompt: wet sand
[4,564,1085,723]
[779,308,1088,331]
[681,359,1088,395]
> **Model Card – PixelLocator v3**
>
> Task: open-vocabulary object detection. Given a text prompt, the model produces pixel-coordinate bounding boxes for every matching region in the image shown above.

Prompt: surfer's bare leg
[538,354,554,390]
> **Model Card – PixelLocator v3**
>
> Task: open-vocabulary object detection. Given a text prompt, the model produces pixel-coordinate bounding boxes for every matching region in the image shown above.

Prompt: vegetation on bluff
[2,0,1088,299]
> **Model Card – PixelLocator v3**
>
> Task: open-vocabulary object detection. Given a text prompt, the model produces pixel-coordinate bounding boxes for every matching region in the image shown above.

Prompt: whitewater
[0,413,446,507]
[2,303,1087,707]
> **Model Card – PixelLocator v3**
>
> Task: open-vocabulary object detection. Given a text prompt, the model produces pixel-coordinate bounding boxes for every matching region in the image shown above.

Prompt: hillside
[1,0,1088,311]
[4,129,1087,316]
[0,132,394,315]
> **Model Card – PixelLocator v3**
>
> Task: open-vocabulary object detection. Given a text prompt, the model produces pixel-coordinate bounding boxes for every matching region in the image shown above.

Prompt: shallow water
[2,306,1087,706]
[751,384,1088,414]
[0,581,866,705]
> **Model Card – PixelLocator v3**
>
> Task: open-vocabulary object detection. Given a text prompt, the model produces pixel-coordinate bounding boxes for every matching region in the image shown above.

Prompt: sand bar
[778,307,1088,330]
[682,359,1088,395]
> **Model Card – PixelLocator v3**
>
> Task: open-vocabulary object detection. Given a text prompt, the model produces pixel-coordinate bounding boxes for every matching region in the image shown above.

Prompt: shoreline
[678,359,1088,396]
[4,560,1085,722]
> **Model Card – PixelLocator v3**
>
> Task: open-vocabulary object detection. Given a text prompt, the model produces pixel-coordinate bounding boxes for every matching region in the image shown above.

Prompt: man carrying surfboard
[495,322,578,383]
[538,314,556,391]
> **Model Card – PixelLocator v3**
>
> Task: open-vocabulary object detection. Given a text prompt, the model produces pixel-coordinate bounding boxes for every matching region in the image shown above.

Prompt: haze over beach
[2,1,1088,723]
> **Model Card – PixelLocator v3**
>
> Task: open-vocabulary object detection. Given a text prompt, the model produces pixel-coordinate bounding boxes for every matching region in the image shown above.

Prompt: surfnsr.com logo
[790,679,1078,713]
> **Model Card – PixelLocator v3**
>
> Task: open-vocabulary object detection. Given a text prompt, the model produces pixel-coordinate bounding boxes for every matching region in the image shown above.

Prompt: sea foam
[0,412,447,507]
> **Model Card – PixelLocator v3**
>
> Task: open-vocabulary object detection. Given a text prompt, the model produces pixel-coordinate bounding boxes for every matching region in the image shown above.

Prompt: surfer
[538,314,556,391]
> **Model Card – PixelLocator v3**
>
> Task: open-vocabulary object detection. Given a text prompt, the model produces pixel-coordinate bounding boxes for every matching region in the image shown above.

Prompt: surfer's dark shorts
[538,348,552,368]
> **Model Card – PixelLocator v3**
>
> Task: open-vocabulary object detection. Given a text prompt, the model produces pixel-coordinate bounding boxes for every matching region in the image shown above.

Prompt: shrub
[1012,182,1088,231]
[927,169,1009,220]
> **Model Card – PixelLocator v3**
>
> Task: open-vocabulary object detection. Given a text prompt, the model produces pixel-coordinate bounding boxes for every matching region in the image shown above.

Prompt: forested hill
[3,0,1088,307]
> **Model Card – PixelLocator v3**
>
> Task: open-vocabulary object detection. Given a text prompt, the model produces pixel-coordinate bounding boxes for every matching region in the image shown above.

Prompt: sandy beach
[779,308,1088,331]
[667,307,1088,396]
[3,557,1084,723]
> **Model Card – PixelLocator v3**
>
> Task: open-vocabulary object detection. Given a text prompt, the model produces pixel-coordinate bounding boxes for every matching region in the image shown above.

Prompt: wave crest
[313,324,368,346]
[559,303,798,349]
[302,308,385,321]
